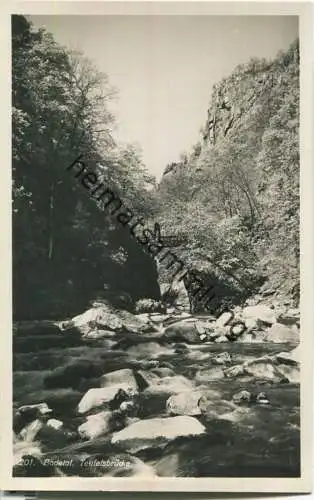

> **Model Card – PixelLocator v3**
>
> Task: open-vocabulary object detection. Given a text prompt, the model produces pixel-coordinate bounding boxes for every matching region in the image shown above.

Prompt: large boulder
[151,367,175,378]
[276,346,300,383]
[242,305,277,327]
[70,304,123,335]
[264,323,298,343]
[164,319,204,344]
[200,400,238,420]
[166,391,204,416]
[212,352,232,365]
[78,410,113,439]
[116,309,157,334]
[78,385,139,414]
[111,416,206,453]
[136,371,194,395]
[69,303,159,336]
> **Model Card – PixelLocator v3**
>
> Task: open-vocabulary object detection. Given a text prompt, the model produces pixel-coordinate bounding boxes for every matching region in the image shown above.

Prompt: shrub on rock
[135,299,166,314]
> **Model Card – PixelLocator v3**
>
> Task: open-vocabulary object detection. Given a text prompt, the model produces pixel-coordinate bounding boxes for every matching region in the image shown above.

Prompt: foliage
[154,40,299,306]
[12,15,159,319]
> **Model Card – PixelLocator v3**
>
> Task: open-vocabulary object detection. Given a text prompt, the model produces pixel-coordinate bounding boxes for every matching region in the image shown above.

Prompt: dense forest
[12,14,299,320]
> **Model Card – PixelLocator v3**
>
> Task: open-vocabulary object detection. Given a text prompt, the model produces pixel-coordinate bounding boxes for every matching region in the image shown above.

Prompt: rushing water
[13,331,300,478]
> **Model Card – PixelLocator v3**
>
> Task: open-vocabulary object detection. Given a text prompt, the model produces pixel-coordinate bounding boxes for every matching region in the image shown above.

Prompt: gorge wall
[154,40,299,312]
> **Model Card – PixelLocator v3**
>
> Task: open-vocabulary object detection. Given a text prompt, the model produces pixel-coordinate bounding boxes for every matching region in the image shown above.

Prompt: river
[13,320,300,478]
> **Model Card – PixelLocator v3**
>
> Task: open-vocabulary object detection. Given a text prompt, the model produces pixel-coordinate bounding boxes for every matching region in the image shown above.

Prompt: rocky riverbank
[13,300,300,478]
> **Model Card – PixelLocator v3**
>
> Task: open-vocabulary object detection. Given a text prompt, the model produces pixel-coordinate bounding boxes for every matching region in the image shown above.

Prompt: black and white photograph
[2,0,313,492]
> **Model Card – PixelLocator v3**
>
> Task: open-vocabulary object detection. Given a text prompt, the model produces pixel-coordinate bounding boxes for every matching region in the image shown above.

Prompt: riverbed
[13,323,300,478]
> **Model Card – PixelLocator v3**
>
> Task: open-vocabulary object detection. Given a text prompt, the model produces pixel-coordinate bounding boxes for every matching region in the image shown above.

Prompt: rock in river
[19,419,43,442]
[215,311,234,328]
[242,305,277,326]
[71,305,123,335]
[46,418,63,431]
[244,358,288,383]
[111,416,206,453]
[163,319,203,344]
[263,323,298,343]
[212,352,232,365]
[166,391,204,416]
[276,363,300,383]
[100,368,138,392]
[215,335,229,343]
[78,410,113,439]
[136,371,194,395]
[232,390,252,405]
[78,385,138,414]
[223,364,246,378]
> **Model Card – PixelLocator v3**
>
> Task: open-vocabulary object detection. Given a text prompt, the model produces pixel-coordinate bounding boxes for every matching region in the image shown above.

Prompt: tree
[12,15,160,319]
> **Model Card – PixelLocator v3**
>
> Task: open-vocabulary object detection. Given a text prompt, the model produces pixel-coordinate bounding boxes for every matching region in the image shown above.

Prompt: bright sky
[30,15,298,180]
